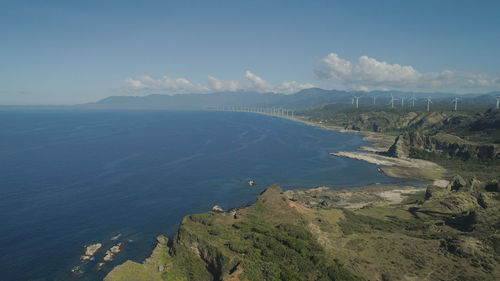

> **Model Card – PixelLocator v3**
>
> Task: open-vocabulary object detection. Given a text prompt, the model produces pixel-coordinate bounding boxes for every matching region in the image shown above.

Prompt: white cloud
[318,53,352,79]
[316,52,500,91]
[207,76,243,92]
[124,77,147,90]
[124,71,314,94]
[245,70,273,91]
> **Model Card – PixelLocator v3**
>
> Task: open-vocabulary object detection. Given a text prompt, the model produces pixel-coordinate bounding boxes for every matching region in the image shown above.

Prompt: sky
[1,0,499,105]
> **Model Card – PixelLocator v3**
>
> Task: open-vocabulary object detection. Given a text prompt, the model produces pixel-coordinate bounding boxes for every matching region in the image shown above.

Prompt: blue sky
[1,0,499,105]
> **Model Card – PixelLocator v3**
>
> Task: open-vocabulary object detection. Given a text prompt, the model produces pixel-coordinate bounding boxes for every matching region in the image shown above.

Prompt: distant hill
[76,89,500,110]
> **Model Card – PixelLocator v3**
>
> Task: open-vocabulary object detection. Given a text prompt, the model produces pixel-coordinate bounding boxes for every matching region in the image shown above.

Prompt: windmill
[496,96,500,110]
[373,95,377,105]
[400,96,405,107]
[388,94,398,108]
[409,95,417,107]
[451,97,460,111]
[425,97,432,112]
[352,96,360,108]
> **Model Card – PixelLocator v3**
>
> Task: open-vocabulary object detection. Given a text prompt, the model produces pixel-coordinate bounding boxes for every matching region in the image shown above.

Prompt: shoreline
[218,109,446,183]
[104,111,456,280]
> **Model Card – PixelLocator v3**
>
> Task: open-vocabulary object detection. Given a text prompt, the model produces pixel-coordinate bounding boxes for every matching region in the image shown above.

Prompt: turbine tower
[400,96,405,107]
[451,97,460,111]
[425,97,432,112]
[352,96,360,108]
[373,95,376,105]
[496,97,500,110]
[388,94,398,108]
[409,95,417,107]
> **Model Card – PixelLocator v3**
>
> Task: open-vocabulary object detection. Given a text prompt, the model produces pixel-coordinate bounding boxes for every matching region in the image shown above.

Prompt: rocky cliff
[386,131,499,161]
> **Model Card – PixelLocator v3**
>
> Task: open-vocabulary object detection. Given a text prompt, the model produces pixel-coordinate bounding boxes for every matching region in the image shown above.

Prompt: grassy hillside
[105,185,361,281]
[106,182,500,281]
[299,105,500,181]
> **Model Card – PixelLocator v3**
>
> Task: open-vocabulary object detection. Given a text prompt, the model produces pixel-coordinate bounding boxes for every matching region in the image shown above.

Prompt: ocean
[0,110,419,280]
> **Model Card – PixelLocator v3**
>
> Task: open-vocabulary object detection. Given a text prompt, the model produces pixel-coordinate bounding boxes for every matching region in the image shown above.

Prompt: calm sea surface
[0,110,420,280]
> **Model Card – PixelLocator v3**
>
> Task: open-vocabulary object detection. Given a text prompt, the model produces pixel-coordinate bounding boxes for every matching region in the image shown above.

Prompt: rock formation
[103,243,123,262]
[385,131,498,161]
[211,205,223,213]
[81,243,102,261]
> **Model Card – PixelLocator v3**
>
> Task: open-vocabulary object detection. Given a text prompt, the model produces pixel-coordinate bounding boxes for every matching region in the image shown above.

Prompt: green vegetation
[106,104,499,281]
[299,104,499,143]
[106,185,361,281]
[410,147,500,180]
[339,209,428,236]
[107,182,500,281]
[300,104,499,182]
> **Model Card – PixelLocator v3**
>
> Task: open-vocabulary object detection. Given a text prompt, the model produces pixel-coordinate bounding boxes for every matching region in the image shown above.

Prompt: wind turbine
[409,95,417,107]
[451,97,460,111]
[496,96,500,110]
[373,95,377,105]
[400,96,405,107]
[425,97,432,112]
[388,94,398,108]
[352,96,360,108]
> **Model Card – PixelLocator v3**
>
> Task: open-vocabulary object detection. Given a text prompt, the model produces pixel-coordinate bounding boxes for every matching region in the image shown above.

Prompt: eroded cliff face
[344,111,459,133]
[385,134,411,158]
[342,109,499,136]
[387,131,499,161]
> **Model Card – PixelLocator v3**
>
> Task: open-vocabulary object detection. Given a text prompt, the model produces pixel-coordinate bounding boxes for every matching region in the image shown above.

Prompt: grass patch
[410,148,500,181]
[338,209,438,239]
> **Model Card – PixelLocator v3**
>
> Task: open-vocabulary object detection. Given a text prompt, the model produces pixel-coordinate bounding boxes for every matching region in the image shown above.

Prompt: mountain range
[78,88,500,110]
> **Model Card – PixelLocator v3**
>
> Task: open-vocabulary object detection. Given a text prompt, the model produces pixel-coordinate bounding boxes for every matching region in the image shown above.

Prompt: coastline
[103,110,449,279]
[101,110,500,281]
[225,110,446,183]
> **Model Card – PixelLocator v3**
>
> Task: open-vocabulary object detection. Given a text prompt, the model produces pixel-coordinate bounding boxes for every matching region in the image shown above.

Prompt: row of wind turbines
[212,106,296,118]
[351,94,500,112]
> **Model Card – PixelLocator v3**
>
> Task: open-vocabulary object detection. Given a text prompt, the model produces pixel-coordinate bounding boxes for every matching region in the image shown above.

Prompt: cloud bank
[315,52,500,91]
[124,71,314,94]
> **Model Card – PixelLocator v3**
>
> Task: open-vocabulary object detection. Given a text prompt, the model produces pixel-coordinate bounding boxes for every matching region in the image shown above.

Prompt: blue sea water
[0,110,419,280]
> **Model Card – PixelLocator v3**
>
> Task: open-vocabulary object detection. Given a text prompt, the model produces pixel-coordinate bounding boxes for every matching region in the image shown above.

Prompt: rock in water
[248,180,256,186]
[212,205,223,213]
[97,263,105,270]
[81,243,102,261]
[103,243,123,262]
[71,266,83,274]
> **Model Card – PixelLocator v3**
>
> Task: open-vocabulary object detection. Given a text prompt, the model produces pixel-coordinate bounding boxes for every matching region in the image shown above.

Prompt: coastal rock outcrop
[423,175,493,214]
[103,243,123,262]
[446,175,468,191]
[385,131,498,161]
[211,205,223,213]
[385,133,410,158]
[408,132,497,161]
[81,243,102,261]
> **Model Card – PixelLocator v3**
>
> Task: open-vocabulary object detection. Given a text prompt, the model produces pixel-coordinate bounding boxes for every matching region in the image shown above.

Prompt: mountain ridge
[78,88,500,110]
